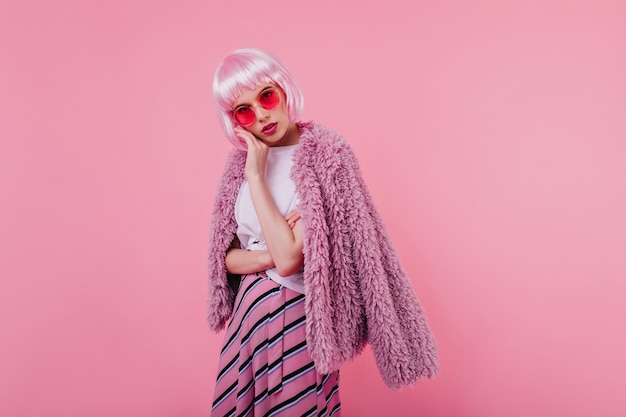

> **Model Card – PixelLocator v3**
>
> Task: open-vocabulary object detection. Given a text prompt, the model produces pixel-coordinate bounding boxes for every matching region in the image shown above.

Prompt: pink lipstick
[262,123,277,135]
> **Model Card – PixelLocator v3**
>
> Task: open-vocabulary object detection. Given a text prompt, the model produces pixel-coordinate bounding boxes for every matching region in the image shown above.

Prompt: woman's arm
[246,178,304,276]
[225,235,275,274]
[235,127,305,277]
[224,211,302,275]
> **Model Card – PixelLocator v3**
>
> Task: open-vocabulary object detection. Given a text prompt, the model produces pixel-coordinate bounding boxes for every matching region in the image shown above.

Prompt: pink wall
[1,1,625,416]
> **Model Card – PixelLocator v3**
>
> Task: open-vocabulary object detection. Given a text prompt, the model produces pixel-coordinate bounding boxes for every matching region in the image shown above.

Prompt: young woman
[208,48,439,417]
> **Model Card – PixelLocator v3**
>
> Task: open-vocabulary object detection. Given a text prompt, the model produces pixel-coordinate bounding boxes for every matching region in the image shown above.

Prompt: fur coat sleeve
[206,149,246,332]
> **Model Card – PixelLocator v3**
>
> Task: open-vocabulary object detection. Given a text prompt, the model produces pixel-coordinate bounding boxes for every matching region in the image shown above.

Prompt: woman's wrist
[256,250,275,270]
[246,173,265,186]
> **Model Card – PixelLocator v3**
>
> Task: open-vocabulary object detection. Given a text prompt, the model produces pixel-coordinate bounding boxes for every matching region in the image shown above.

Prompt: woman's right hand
[235,126,268,182]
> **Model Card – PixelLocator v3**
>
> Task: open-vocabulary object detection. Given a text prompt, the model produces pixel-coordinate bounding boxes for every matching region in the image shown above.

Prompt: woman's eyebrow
[233,86,275,108]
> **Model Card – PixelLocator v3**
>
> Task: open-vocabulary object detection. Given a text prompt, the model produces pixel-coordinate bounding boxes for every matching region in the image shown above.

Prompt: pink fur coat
[207,121,439,389]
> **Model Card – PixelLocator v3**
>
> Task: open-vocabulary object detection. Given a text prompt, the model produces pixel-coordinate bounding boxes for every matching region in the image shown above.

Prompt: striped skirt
[211,272,341,417]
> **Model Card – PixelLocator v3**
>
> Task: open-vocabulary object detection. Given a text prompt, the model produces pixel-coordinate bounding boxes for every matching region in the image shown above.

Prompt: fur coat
[207,121,439,390]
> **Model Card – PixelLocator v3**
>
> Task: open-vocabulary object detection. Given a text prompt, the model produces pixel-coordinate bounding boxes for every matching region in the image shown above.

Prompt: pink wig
[213,48,304,150]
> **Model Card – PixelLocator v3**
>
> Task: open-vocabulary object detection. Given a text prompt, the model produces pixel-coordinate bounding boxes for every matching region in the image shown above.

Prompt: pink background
[1,1,625,416]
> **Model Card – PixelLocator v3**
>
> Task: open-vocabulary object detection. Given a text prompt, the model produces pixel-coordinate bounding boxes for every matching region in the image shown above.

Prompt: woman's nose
[254,105,270,121]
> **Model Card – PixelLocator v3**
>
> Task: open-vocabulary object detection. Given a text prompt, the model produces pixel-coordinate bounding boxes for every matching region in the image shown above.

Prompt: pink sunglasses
[232,87,281,126]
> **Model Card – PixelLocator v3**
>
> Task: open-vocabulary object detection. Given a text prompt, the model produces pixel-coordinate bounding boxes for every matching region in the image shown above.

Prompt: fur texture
[207,121,439,389]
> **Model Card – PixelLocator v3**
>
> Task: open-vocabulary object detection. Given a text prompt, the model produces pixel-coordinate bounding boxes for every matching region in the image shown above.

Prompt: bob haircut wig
[213,48,304,150]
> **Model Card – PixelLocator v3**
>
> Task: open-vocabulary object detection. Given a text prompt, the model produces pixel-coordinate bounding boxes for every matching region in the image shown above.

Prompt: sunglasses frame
[232,87,281,127]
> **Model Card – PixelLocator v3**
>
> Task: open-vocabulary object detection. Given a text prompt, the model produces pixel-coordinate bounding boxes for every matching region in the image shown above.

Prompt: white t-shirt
[234,144,305,294]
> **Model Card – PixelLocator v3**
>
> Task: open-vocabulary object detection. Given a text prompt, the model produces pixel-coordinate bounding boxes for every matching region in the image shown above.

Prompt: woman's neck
[273,123,300,147]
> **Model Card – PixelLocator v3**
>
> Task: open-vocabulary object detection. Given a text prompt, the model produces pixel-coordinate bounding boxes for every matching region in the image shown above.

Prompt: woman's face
[232,83,297,146]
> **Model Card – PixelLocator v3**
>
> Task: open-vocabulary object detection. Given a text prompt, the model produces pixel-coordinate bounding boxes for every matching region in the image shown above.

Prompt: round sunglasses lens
[234,107,255,126]
[260,89,280,109]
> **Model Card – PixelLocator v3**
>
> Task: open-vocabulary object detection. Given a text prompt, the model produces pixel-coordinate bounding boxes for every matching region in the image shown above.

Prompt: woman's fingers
[235,127,268,180]
[285,210,300,222]
[285,210,301,229]
[234,126,256,148]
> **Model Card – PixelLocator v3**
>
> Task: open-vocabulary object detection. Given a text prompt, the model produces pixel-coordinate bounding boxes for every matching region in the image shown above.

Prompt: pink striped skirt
[211,272,341,417]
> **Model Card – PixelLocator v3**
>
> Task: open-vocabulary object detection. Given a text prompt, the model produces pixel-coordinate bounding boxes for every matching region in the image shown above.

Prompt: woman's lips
[262,123,277,135]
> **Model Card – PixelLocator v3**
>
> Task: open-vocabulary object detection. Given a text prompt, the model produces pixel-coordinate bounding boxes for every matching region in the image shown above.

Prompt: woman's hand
[235,126,268,181]
[285,210,301,229]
